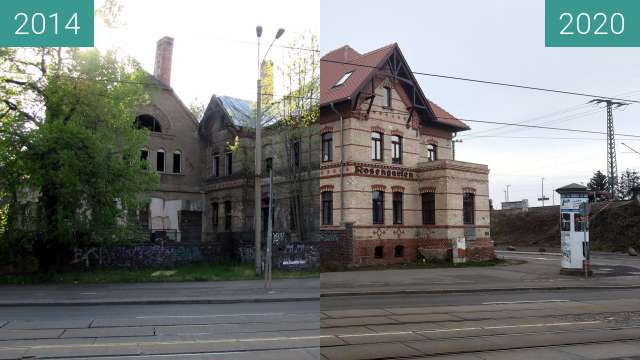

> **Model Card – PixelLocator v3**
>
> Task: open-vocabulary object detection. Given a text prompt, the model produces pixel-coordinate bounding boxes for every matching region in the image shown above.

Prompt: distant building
[501,199,529,210]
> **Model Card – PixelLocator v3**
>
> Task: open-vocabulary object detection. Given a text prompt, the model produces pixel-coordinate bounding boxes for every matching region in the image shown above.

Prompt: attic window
[135,115,162,133]
[334,71,353,87]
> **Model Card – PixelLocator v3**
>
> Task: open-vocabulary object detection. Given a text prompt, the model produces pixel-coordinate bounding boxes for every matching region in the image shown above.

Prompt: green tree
[270,33,319,240]
[618,169,640,200]
[188,99,205,121]
[0,48,158,271]
[587,170,608,192]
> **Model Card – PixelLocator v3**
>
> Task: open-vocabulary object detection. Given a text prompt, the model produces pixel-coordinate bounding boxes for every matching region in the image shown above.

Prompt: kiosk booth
[556,183,591,275]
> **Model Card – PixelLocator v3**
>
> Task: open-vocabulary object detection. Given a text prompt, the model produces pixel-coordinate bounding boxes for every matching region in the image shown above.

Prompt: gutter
[329,102,345,225]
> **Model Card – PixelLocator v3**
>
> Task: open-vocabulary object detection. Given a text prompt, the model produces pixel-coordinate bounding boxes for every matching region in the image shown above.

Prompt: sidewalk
[0,278,319,306]
[320,254,640,297]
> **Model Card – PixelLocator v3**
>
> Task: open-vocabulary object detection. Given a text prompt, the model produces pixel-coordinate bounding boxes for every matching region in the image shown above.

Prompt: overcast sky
[94,0,319,107]
[321,0,640,208]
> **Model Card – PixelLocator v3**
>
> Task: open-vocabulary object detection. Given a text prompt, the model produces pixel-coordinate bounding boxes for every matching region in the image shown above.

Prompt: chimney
[154,36,174,86]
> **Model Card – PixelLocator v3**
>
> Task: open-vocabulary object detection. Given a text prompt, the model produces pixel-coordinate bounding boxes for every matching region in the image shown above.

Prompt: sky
[321,0,640,208]
[94,0,319,107]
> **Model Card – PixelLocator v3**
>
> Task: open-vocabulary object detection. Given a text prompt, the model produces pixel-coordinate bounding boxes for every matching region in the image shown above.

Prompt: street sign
[537,197,549,201]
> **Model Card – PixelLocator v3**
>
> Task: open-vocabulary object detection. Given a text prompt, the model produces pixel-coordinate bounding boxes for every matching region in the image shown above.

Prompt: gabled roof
[556,183,588,193]
[320,43,469,131]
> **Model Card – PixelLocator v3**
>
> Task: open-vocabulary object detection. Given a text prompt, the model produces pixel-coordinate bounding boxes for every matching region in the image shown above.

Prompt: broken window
[374,246,384,259]
[224,201,232,231]
[156,150,165,172]
[211,202,219,230]
[135,114,162,133]
[225,153,233,175]
[213,156,220,177]
[173,151,181,174]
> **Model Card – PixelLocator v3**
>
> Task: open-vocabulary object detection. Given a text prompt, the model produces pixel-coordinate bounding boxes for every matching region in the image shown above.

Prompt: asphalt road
[0,300,320,359]
[321,273,640,358]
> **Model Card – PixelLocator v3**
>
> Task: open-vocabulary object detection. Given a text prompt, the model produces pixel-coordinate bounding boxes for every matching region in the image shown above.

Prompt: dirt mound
[491,201,640,252]
[491,206,559,248]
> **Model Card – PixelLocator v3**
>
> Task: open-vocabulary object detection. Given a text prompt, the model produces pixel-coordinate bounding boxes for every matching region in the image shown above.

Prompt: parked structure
[319,43,493,267]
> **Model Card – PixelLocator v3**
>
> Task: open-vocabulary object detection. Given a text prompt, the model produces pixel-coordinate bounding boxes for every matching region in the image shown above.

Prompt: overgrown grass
[0,263,319,285]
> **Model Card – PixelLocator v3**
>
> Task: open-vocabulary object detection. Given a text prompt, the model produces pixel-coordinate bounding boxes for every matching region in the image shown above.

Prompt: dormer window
[334,71,353,87]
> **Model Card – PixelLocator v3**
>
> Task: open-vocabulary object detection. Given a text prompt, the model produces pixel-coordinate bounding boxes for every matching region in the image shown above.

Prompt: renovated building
[319,43,494,266]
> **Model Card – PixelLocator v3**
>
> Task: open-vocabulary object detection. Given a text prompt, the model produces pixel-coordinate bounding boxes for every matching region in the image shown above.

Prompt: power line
[320,58,640,104]
[364,107,640,138]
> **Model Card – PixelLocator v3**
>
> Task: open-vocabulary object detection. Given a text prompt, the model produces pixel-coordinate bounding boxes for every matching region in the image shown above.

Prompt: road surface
[321,280,640,358]
[0,300,320,359]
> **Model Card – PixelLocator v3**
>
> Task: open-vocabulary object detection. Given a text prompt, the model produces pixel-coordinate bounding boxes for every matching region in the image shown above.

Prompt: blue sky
[321,0,640,208]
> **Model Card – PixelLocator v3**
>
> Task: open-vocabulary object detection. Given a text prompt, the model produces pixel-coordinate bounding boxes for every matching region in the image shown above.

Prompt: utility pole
[589,99,629,199]
[254,26,284,275]
[538,177,549,206]
[452,139,463,160]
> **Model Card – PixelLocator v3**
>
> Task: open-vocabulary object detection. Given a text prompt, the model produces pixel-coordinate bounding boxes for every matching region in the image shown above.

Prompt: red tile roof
[320,43,469,131]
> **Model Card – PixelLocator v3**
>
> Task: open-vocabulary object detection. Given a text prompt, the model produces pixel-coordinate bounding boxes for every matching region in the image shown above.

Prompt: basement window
[334,71,353,87]
[395,245,404,258]
[374,246,384,259]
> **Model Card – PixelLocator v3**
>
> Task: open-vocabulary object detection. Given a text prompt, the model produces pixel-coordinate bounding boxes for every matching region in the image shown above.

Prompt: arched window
[156,149,165,172]
[135,114,162,133]
[391,135,402,164]
[172,151,182,174]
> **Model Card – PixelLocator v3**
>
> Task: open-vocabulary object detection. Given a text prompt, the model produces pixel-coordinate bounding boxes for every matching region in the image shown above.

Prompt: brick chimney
[154,36,174,86]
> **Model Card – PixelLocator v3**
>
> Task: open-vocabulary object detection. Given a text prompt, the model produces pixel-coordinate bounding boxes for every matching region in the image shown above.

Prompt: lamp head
[256,25,263,38]
[275,28,285,39]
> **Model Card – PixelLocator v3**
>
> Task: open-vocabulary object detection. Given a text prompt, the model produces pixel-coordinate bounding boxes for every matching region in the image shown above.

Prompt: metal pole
[541,178,545,207]
[506,185,511,202]
[265,167,274,290]
[254,77,262,275]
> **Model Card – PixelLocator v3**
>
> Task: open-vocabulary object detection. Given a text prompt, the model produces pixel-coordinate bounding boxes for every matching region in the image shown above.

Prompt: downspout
[329,102,345,225]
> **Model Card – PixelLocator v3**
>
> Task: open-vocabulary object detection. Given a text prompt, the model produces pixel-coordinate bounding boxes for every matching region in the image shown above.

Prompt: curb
[320,284,640,297]
[0,295,319,307]
[496,250,562,256]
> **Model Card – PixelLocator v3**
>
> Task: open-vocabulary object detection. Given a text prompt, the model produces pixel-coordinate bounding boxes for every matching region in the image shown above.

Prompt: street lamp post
[254,26,284,276]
